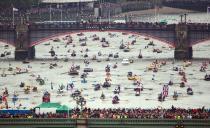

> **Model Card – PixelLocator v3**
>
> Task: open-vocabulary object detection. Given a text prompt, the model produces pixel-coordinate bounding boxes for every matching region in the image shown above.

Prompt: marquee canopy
[42,0,97,3]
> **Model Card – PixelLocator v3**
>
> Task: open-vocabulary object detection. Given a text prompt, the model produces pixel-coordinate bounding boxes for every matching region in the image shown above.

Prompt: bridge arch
[190,37,210,47]
[30,30,175,48]
[0,39,15,47]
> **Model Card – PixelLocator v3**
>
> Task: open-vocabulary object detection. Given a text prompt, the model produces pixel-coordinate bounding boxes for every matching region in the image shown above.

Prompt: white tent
[42,0,97,3]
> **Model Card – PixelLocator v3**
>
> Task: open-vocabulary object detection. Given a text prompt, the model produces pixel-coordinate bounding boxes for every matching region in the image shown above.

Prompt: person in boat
[94,84,101,91]
[204,74,210,80]
[158,93,165,102]
[112,95,119,104]
[200,66,206,72]
[81,77,87,83]
[114,88,120,94]
[43,91,50,103]
[92,55,97,60]
[105,65,110,72]
[100,92,105,99]
[113,62,118,69]
[67,82,74,90]
[117,85,121,92]
[138,50,143,58]
[113,85,121,94]
[103,80,111,88]
[71,50,76,56]
[4,88,9,96]
[136,81,143,91]
[168,80,173,85]
[187,87,193,95]
[181,75,187,83]
[81,72,88,78]
[36,75,41,81]
[114,53,119,58]
[180,81,185,88]
[135,85,141,96]
[98,51,102,56]
[153,67,158,72]
[173,67,178,71]
[152,74,155,80]
[19,82,25,87]
[127,71,133,77]
[173,91,178,100]
[84,59,90,66]
[0,95,2,104]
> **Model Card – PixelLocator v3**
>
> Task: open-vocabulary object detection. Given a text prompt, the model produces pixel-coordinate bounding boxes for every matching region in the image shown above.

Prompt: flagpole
[50,4,52,21]
[60,5,63,21]
[108,2,110,24]
[12,8,15,26]
[155,6,157,23]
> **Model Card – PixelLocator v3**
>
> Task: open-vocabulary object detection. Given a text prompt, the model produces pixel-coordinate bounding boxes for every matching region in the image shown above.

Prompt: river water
[110,12,210,24]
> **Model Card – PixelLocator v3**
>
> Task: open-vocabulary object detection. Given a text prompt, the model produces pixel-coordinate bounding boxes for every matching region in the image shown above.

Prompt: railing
[28,22,176,31]
[0,118,209,128]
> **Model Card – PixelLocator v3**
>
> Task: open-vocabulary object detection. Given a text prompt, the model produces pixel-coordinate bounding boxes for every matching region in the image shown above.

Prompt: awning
[56,105,71,113]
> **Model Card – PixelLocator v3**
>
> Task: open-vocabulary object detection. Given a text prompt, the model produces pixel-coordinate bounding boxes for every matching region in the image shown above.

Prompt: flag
[162,85,169,97]
[13,7,18,12]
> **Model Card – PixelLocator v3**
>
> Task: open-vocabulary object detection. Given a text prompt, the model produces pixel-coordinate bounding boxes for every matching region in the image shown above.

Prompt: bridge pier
[15,50,29,60]
[174,23,192,60]
[174,47,192,60]
[15,47,35,60]
[14,17,35,60]
[28,46,35,59]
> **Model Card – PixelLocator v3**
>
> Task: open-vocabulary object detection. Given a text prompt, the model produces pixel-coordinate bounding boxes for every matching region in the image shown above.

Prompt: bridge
[1,18,210,60]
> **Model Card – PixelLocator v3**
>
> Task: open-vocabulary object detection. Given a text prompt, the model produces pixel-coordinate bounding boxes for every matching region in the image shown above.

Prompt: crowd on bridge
[0,106,209,119]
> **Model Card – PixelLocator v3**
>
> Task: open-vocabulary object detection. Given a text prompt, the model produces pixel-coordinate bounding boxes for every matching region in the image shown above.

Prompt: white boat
[121,59,130,65]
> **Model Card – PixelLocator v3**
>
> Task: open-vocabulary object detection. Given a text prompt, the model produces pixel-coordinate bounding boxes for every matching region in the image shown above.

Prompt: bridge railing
[28,22,176,31]
[0,118,209,128]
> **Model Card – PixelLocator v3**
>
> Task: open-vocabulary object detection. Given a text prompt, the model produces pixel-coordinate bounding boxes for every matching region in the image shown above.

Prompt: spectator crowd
[0,106,210,119]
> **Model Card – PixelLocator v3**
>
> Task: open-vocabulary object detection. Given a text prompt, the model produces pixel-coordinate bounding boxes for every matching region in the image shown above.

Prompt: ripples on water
[112,13,210,24]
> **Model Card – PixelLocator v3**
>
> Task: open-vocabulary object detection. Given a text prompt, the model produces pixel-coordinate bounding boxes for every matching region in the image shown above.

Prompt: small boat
[121,59,130,65]
[22,59,30,64]
[77,32,84,36]
[80,42,87,46]
[94,84,101,91]
[112,95,119,104]
[114,53,119,58]
[42,91,50,103]
[138,50,143,59]
[69,69,79,75]
[119,43,126,49]
[158,93,165,102]
[84,68,93,72]
[123,47,130,52]
[204,74,210,81]
[101,38,106,42]
[187,87,193,95]
[71,90,81,98]
[53,38,60,42]
[144,37,150,40]
[102,42,109,47]
[100,93,105,99]
[102,81,111,88]
[173,91,178,100]
[148,41,154,46]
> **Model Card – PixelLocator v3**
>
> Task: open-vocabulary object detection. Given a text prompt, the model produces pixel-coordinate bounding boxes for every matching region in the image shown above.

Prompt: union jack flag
[162,85,169,97]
